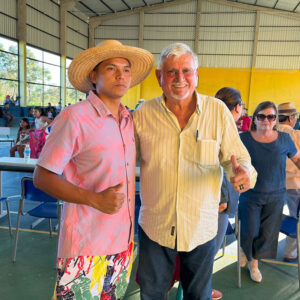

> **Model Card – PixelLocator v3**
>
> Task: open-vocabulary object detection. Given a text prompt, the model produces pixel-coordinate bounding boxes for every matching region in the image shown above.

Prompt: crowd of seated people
[2,94,19,106]
[2,102,15,127]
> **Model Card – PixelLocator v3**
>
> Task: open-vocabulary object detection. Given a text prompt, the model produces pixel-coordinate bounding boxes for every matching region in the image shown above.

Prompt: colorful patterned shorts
[54,242,133,300]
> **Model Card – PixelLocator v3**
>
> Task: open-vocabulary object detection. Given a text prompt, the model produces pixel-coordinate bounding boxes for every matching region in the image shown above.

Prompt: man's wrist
[84,189,101,210]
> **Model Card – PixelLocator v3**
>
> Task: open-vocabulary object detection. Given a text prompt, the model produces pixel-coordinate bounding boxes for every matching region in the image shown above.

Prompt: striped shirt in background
[133,92,257,252]
[278,123,300,189]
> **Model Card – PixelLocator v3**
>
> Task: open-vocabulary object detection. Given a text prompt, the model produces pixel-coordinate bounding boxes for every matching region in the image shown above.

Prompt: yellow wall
[248,68,300,115]
[196,68,251,108]
[121,68,161,109]
[122,66,300,115]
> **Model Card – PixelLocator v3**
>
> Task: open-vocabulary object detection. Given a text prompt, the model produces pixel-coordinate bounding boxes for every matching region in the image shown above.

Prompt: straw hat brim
[279,111,300,116]
[68,41,154,94]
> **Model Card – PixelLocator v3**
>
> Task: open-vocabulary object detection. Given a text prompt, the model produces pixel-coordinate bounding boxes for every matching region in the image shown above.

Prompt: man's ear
[89,70,96,84]
[155,69,162,87]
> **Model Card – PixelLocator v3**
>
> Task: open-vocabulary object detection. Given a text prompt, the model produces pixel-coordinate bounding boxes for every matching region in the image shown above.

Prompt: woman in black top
[239,101,300,283]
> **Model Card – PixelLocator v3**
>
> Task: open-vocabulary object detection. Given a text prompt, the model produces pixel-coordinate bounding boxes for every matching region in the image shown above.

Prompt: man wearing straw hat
[33,40,154,299]
[278,102,300,261]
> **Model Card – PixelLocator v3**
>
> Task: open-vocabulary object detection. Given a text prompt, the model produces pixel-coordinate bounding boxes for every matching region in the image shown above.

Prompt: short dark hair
[215,87,242,111]
[34,106,42,113]
[21,118,30,129]
[250,101,278,131]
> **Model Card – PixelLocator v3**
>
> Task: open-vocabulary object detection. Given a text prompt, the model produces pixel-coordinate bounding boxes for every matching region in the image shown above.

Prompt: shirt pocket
[194,139,219,167]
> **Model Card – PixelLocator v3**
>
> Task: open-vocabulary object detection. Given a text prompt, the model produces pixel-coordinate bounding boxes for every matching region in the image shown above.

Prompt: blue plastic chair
[12,177,62,262]
[280,202,300,289]
[0,197,12,236]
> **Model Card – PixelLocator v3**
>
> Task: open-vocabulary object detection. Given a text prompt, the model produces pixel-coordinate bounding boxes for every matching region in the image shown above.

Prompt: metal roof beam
[121,0,131,10]
[78,1,99,16]
[293,1,300,12]
[273,0,279,9]
[89,0,193,27]
[98,0,115,13]
[208,0,300,20]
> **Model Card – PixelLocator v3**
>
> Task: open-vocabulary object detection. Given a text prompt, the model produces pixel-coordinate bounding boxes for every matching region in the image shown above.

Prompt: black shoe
[284,256,298,262]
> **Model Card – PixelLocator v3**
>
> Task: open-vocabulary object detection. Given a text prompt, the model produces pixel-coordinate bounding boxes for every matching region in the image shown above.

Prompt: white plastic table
[0,157,37,217]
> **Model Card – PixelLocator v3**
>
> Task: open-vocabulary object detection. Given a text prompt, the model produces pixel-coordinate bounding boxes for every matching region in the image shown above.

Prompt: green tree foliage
[26,48,59,106]
[0,44,18,101]
[0,42,61,106]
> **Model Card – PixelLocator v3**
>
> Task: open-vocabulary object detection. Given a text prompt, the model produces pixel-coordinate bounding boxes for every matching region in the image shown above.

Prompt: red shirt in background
[236,115,251,132]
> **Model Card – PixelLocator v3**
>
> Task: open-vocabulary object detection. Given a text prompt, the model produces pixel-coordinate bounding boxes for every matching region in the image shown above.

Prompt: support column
[194,0,202,58]
[60,56,66,109]
[139,11,144,48]
[248,11,260,113]
[89,20,99,47]
[60,0,76,108]
[17,0,27,107]
[137,11,145,100]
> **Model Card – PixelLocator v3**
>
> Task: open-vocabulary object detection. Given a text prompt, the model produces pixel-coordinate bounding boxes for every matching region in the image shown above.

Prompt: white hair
[157,43,199,70]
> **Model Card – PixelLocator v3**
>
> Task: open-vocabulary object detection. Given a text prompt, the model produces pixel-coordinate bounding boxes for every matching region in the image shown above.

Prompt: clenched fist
[90,182,125,214]
[230,155,250,193]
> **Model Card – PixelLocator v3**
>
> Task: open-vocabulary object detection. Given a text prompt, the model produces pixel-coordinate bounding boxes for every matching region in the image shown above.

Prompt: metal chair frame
[12,177,62,262]
[280,202,300,289]
[219,214,241,288]
[0,196,13,236]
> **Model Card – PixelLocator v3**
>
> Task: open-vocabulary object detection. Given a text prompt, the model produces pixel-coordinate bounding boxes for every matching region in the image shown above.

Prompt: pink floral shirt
[37,91,136,258]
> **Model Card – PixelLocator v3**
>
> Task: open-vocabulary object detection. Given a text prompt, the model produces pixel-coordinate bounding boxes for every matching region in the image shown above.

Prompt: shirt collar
[160,91,202,114]
[195,92,202,114]
[87,90,131,120]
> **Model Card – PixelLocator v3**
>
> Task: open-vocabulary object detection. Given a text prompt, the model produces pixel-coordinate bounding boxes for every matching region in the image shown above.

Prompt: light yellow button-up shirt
[278,123,300,190]
[133,92,257,252]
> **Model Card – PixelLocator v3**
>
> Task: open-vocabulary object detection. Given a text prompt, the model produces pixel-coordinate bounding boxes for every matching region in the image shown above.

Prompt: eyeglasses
[256,114,277,122]
[165,68,196,78]
[291,114,298,119]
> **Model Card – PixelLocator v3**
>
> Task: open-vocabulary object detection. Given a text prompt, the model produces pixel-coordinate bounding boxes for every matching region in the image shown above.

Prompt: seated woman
[239,101,300,283]
[10,118,30,158]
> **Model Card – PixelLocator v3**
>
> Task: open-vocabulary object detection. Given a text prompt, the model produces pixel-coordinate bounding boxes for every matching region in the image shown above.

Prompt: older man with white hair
[134,43,257,300]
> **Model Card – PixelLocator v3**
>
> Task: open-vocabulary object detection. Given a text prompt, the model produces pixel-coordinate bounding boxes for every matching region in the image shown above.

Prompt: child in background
[33,107,52,131]
[30,107,52,158]
[10,118,30,158]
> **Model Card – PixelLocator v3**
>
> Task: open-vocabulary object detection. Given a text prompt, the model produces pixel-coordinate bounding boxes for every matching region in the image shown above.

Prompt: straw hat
[68,40,154,94]
[278,102,300,116]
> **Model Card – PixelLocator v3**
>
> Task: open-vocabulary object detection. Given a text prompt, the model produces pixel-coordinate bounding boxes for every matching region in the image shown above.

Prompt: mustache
[172,83,188,87]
